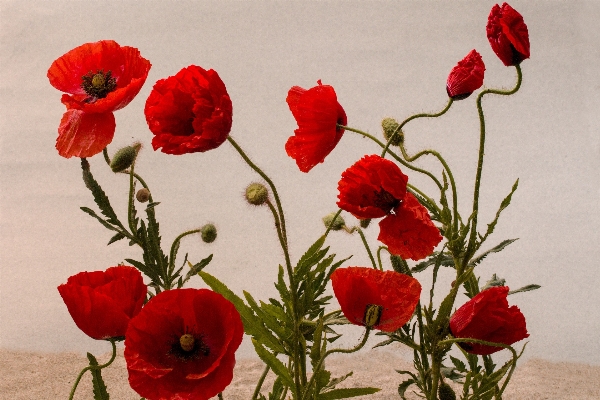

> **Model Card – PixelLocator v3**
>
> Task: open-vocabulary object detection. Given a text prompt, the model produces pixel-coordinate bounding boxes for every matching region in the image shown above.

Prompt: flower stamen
[81,69,117,100]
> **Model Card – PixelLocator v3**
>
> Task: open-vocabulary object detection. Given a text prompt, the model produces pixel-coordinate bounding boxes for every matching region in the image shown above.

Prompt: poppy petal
[56,109,115,158]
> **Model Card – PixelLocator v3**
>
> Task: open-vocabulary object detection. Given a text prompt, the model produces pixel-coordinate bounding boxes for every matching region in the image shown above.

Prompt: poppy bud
[438,382,457,400]
[136,188,150,203]
[381,118,403,146]
[359,219,371,229]
[322,212,346,231]
[200,224,217,243]
[110,143,141,172]
[245,182,268,206]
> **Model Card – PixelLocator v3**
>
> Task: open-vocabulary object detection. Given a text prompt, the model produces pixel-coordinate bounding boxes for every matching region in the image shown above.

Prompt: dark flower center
[372,187,401,214]
[363,304,383,328]
[169,333,210,361]
[81,70,117,100]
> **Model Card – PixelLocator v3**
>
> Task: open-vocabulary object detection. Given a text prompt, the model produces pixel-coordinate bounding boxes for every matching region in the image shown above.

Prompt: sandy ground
[2,348,599,399]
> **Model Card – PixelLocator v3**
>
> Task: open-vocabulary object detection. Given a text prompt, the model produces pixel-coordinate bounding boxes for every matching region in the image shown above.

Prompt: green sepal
[86,352,109,400]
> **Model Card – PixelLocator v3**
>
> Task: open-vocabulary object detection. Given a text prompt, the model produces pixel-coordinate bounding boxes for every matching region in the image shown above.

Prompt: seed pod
[136,188,150,203]
[200,224,217,243]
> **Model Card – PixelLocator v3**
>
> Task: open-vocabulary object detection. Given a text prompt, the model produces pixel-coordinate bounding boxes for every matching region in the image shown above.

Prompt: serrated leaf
[81,159,122,229]
[508,284,541,295]
[297,235,326,269]
[397,378,416,399]
[252,338,294,388]
[87,353,109,400]
[80,207,123,233]
[450,355,467,373]
[107,232,126,245]
[146,202,161,210]
[319,387,380,399]
[469,239,518,268]
[324,371,353,390]
[479,179,519,246]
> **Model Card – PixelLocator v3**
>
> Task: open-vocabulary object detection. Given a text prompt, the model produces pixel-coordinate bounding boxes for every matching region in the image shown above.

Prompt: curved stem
[339,125,443,191]
[376,246,387,270]
[467,65,522,262]
[381,97,453,158]
[301,329,371,400]
[266,199,293,276]
[68,340,117,400]
[252,363,271,400]
[167,229,201,287]
[356,228,378,270]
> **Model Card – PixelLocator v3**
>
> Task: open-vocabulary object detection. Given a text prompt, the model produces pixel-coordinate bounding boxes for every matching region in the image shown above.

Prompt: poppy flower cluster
[47,40,151,158]
[331,267,421,332]
[487,3,530,66]
[286,80,347,172]
[337,155,442,261]
[145,65,233,155]
[449,286,529,355]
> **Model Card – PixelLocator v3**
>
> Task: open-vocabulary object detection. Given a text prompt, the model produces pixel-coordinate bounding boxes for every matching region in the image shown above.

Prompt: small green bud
[110,143,141,172]
[136,188,150,203]
[200,224,217,243]
[245,182,269,206]
[381,117,403,146]
[438,382,457,400]
[322,212,346,231]
[390,255,411,275]
[359,218,371,229]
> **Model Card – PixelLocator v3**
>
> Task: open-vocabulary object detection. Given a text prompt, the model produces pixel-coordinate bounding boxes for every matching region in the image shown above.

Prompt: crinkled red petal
[337,155,408,219]
[377,193,442,261]
[286,82,346,172]
[446,49,485,99]
[331,267,421,332]
[487,3,529,66]
[56,109,115,158]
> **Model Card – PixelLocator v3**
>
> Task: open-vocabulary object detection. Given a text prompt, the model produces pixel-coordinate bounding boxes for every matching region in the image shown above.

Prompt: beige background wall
[1,0,599,364]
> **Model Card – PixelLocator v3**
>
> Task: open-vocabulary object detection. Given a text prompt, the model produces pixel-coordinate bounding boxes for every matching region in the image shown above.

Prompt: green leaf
[107,232,126,246]
[183,254,213,284]
[297,235,326,270]
[397,378,416,399]
[87,353,109,400]
[199,271,286,354]
[508,284,541,295]
[80,207,123,233]
[450,355,467,373]
[319,387,380,400]
[81,159,123,229]
[469,239,518,268]
[252,338,294,388]
[479,179,519,246]
[324,371,353,390]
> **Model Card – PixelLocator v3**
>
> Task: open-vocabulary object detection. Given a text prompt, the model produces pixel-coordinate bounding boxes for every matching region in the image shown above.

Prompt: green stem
[381,98,453,158]
[167,229,201,287]
[301,329,371,400]
[467,65,522,262]
[339,125,443,192]
[376,246,387,270]
[252,364,271,400]
[324,209,343,238]
[357,228,378,270]
[266,200,293,280]
[68,340,117,400]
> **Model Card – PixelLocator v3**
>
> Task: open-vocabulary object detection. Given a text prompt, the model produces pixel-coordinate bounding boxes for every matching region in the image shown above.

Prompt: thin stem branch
[357,228,378,270]
[252,364,271,400]
[68,340,117,400]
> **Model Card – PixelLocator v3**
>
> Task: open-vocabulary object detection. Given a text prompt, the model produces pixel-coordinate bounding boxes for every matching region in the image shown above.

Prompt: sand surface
[2,348,599,399]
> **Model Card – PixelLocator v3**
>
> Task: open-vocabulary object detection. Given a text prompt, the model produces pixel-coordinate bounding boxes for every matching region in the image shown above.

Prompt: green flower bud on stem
[136,188,150,203]
[381,117,403,146]
[200,224,217,243]
[322,212,346,231]
[245,182,269,206]
[110,143,141,173]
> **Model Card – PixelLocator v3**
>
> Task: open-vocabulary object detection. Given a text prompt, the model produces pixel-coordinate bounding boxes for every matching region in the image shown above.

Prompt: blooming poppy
[48,40,151,158]
[286,80,347,172]
[337,155,442,260]
[446,50,485,100]
[486,3,530,66]
[449,286,529,355]
[57,266,147,340]
[331,267,421,332]
[124,288,243,400]
[145,65,233,155]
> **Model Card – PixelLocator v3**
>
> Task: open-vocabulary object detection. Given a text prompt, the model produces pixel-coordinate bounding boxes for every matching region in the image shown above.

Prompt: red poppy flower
[145,65,233,155]
[48,40,151,158]
[486,3,530,66]
[337,155,442,260]
[57,266,146,340]
[449,286,529,355]
[286,80,347,172]
[124,288,243,400]
[446,50,485,100]
[331,267,421,332]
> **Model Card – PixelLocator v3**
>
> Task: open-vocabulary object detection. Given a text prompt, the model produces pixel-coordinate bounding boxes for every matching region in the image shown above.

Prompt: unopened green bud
[322,212,346,231]
[390,255,411,275]
[245,183,269,206]
[200,224,217,243]
[381,118,403,146]
[136,188,150,203]
[438,382,457,400]
[359,219,371,229]
[110,143,141,172]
